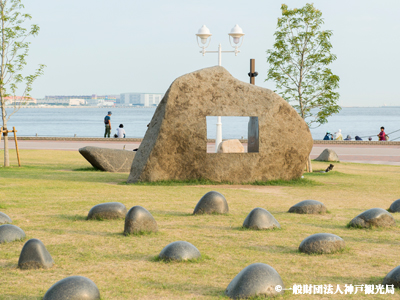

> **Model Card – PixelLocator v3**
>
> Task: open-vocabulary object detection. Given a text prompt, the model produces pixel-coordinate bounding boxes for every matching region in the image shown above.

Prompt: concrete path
[311,144,400,166]
[1,140,399,166]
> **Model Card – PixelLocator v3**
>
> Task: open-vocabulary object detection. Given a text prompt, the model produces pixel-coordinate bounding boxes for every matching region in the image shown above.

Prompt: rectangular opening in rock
[206,116,259,153]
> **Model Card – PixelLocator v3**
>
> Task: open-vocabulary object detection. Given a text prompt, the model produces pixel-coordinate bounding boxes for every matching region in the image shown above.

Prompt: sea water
[4,106,400,141]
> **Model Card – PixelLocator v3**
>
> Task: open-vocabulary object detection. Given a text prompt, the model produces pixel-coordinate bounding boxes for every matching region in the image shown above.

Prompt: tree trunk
[1,104,9,166]
[308,155,312,172]
[3,127,8,167]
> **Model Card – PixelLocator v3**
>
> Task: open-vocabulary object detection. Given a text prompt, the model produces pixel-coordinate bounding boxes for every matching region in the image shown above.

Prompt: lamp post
[196,24,245,152]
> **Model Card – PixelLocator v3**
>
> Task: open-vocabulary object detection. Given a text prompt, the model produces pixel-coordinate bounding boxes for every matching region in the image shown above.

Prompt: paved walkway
[1,140,399,166]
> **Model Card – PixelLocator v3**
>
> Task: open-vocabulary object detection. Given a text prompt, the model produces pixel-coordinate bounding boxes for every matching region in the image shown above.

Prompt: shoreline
[6,105,400,109]
[1,136,400,145]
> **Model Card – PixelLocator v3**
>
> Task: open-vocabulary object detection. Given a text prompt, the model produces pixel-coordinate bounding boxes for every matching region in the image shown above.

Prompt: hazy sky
[20,0,400,106]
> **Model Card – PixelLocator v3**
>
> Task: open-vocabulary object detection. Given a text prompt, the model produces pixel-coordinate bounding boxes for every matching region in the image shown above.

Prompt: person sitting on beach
[334,129,343,141]
[116,124,126,138]
[344,135,352,141]
[355,136,363,141]
[323,132,333,140]
[377,126,387,141]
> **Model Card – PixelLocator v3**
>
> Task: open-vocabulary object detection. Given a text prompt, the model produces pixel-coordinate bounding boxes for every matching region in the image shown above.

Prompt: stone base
[79,146,136,172]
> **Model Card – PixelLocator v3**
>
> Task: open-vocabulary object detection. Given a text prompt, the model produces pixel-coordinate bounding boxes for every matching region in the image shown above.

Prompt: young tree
[266,3,340,171]
[0,0,45,167]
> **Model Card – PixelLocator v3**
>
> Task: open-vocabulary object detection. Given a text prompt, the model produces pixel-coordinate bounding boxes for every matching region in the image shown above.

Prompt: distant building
[120,93,164,107]
[42,94,119,106]
[3,96,37,105]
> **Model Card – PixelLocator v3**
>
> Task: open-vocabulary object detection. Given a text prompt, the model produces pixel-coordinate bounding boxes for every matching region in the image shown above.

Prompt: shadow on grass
[57,214,87,221]
[151,210,192,217]
[124,177,320,187]
[150,254,212,263]
[306,223,346,230]
[315,275,384,286]
[141,279,224,297]
[73,167,102,172]
[0,295,42,300]
[235,226,282,231]
[244,245,298,254]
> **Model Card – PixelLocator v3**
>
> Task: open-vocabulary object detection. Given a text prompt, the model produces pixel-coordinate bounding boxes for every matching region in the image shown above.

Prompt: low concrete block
[193,191,229,215]
[79,146,136,172]
[243,208,280,230]
[124,206,158,235]
[0,212,12,224]
[0,224,25,243]
[159,241,201,261]
[225,263,284,299]
[348,208,395,228]
[18,238,54,269]
[299,233,345,254]
[87,202,127,220]
[288,200,327,214]
[43,276,100,300]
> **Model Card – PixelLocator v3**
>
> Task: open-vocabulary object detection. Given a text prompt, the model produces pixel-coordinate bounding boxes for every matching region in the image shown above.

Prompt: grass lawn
[1,150,400,299]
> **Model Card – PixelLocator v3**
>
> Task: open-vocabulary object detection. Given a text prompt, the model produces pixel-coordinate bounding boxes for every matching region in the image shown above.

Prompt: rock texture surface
[0,212,12,224]
[217,139,244,153]
[124,206,158,235]
[299,233,345,254]
[79,146,136,172]
[315,148,340,162]
[389,199,400,213]
[193,191,229,215]
[383,265,400,288]
[288,200,327,214]
[43,276,100,300]
[159,241,201,261]
[0,224,25,243]
[243,208,281,230]
[18,238,54,269]
[87,202,127,220]
[348,208,396,228]
[225,263,284,299]
[127,66,312,183]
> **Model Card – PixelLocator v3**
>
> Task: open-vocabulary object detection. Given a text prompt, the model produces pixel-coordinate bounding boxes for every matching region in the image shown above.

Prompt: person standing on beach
[104,111,112,138]
[378,126,387,141]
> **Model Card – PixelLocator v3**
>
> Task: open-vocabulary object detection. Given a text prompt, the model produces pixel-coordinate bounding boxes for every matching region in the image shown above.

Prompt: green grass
[128,177,319,187]
[0,149,400,299]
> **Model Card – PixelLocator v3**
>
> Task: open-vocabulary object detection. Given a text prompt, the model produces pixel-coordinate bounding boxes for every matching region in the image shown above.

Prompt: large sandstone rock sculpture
[288,200,327,214]
[315,149,340,162]
[158,241,201,261]
[242,208,280,230]
[193,191,229,215]
[18,238,54,269]
[127,66,313,183]
[299,233,345,254]
[43,276,100,300]
[79,146,136,172]
[225,263,284,298]
[0,224,25,243]
[87,202,127,220]
[217,139,244,153]
[348,208,395,228]
[124,206,158,235]
[0,212,12,224]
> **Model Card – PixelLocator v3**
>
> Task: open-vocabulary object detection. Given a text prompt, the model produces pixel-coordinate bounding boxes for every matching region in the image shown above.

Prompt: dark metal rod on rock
[250,59,255,85]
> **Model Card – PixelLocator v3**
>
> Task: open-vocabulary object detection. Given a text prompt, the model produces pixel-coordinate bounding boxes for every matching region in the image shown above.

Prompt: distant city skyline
[19,0,400,107]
